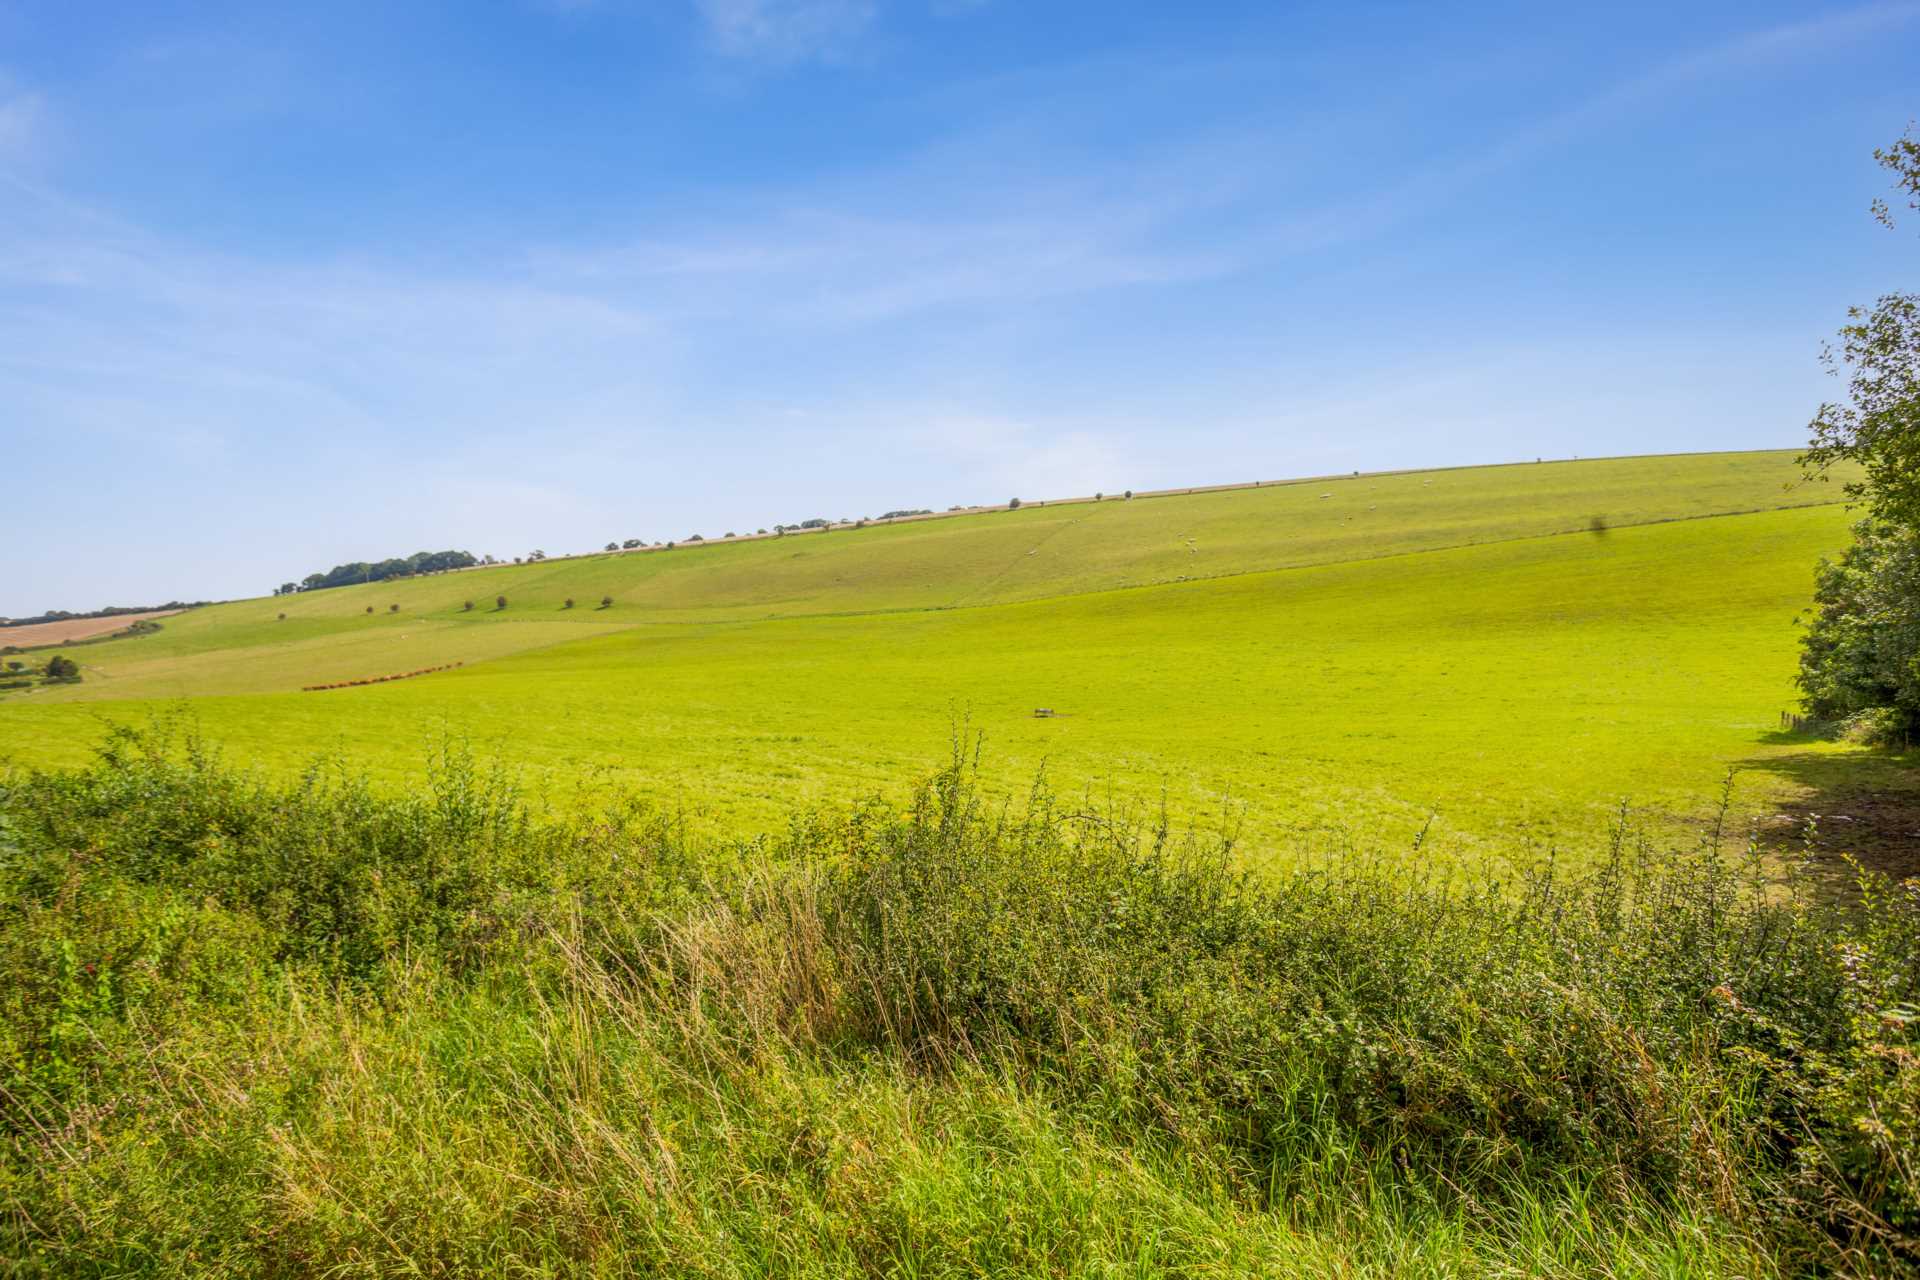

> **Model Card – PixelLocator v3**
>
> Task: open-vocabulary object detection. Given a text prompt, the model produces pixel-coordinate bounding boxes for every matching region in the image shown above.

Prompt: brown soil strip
[0,610,183,650]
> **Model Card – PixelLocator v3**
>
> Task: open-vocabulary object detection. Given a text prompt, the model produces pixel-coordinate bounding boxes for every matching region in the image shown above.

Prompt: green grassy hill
[0,449,1878,861]
[11,448,1920,1279]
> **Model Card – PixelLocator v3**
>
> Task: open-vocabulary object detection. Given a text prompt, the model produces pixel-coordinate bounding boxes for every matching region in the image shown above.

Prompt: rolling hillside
[0,449,1879,861]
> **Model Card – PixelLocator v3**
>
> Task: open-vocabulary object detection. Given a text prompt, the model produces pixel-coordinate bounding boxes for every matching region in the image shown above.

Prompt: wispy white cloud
[1226,1,1920,261]
[533,204,1232,327]
[0,85,46,162]
[694,0,878,63]
[2,3,1910,609]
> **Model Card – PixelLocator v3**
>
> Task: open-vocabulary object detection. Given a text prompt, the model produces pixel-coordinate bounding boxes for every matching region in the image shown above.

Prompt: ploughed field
[0,450,1889,865]
[0,609,182,649]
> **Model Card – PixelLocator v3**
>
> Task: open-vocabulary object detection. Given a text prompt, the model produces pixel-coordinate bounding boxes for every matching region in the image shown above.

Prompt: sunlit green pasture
[6,449,1831,705]
[0,466,1867,866]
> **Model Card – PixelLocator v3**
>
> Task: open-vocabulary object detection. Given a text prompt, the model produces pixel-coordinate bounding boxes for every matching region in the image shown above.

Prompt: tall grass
[1,722,1915,1276]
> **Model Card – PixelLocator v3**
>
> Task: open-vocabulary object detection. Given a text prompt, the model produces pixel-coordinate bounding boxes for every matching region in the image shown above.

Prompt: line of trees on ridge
[277,550,478,596]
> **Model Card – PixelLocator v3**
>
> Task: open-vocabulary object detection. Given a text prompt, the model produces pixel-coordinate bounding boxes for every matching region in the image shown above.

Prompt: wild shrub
[1,726,1915,1275]
[794,755,1917,1270]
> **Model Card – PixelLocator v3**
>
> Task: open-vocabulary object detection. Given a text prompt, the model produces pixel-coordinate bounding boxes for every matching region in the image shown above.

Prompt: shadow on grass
[1736,734,1920,890]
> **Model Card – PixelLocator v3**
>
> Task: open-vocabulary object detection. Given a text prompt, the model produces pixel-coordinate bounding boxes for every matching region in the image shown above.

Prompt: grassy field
[4,728,1914,1276]
[0,449,1890,864]
[7,448,1919,1278]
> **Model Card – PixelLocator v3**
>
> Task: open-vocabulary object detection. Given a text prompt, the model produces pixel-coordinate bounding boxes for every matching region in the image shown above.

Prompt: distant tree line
[0,602,208,629]
[277,550,478,596]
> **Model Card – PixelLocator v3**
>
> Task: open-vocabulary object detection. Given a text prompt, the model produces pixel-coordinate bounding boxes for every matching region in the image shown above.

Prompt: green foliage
[1804,292,1920,523]
[41,655,79,683]
[1799,519,1920,733]
[1871,126,1920,232]
[1799,131,1920,730]
[294,549,476,593]
[1,727,1916,1275]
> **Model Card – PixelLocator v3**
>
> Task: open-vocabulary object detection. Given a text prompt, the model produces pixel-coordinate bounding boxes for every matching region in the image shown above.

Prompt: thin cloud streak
[696,0,879,62]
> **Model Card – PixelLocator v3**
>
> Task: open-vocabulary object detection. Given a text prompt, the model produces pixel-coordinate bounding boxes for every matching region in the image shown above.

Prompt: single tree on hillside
[1008,497,1022,510]
[1798,127,1920,736]
[44,655,80,682]
[496,595,508,611]
[605,542,618,552]
[389,603,400,613]
[599,595,613,609]
[365,605,373,615]
[463,600,473,612]
[563,598,575,609]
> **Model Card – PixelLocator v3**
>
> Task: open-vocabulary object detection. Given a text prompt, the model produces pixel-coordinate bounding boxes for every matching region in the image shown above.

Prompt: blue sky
[1,0,1916,612]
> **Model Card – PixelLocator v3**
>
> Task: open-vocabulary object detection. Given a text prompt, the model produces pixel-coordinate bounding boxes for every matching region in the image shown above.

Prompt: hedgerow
[0,723,1914,1276]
